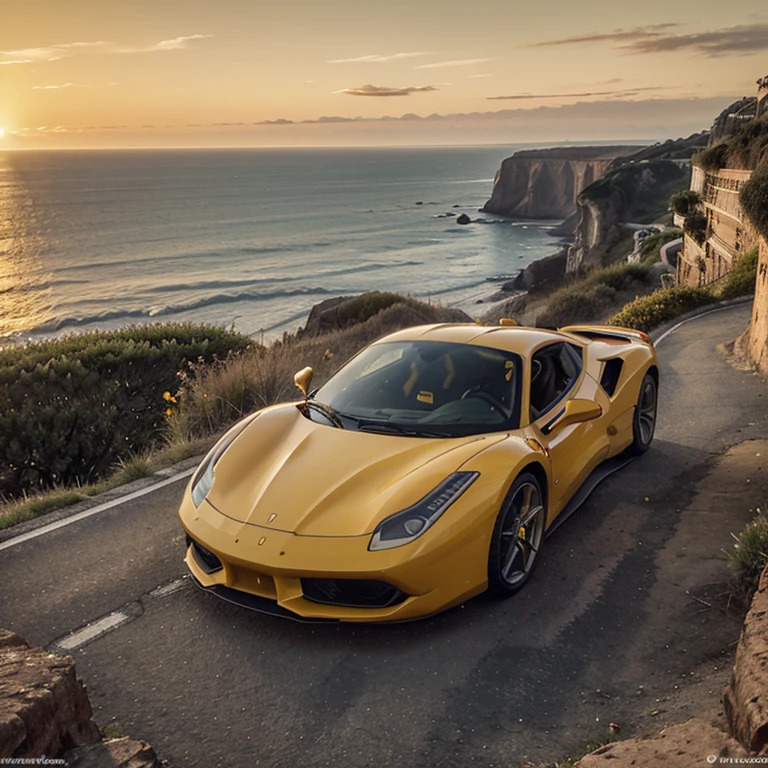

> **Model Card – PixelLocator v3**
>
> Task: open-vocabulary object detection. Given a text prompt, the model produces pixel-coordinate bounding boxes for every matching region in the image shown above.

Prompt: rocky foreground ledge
[574,565,768,767]
[0,629,160,766]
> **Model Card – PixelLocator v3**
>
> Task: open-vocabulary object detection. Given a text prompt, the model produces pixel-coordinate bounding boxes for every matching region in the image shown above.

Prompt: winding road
[1,302,766,768]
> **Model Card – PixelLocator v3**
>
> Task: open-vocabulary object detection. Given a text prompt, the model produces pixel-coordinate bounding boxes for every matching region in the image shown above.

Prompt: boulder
[0,628,100,758]
[723,564,768,752]
[510,249,567,293]
[574,719,751,767]
[65,737,162,768]
[456,213,471,225]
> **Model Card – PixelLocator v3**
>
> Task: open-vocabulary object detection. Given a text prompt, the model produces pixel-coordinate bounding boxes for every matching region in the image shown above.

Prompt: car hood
[205,404,506,537]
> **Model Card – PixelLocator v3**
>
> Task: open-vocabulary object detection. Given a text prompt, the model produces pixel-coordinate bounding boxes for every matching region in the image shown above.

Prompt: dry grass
[173,301,468,440]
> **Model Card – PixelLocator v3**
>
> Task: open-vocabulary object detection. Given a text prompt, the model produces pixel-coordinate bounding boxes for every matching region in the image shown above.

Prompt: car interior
[529,343,583,421]
[325,342,522,429]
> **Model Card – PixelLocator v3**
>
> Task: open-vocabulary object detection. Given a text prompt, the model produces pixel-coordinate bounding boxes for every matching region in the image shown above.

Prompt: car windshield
[312,340,522,437]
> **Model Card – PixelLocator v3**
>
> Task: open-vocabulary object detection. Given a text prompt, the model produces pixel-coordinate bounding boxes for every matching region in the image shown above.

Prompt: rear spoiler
[559,324,653,345]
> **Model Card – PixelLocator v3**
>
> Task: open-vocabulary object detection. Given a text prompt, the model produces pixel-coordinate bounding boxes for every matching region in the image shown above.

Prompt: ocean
[0,146,563,343]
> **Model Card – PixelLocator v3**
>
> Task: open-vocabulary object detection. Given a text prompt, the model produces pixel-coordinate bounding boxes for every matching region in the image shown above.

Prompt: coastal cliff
[565,134,709,273]
[567,160,689,272]
[481,147,638,219]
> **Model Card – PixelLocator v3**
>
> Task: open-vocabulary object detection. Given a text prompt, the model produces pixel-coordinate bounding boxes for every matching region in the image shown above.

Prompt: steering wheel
[461,386,506,412]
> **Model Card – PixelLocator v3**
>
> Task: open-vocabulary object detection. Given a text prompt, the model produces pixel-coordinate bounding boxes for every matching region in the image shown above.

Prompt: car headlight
[369,472,479,551]
[190,416,256,508]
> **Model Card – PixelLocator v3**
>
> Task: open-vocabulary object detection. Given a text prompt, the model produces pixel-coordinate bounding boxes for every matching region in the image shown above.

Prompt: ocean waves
[36,286,350,333]
[3,146,561,342]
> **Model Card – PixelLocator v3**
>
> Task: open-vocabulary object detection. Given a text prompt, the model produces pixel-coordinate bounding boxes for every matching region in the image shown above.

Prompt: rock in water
[456,213,471,225]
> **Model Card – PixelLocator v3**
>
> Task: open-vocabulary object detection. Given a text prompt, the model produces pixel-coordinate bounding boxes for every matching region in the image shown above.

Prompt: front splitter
[190,575,339,624]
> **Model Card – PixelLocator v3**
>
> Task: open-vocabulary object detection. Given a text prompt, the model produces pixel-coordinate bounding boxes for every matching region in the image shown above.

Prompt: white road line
[654,303,751,346]
[53,610,132,652]
[0,469,194,552]
[48,577,189,654]
[149,577,188,599]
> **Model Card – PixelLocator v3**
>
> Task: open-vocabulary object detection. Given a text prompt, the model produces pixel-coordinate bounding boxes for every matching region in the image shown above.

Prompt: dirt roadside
[569,439,767,767]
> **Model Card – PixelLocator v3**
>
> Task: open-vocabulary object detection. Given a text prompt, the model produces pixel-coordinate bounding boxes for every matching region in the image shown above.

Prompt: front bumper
[178,490,492,623]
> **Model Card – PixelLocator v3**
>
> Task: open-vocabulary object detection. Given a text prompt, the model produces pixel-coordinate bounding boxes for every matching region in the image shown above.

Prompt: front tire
[625,372,657,456]
[488,472,546,597]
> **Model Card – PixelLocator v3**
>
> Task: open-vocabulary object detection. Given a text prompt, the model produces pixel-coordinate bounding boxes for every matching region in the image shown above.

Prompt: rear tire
[625,372,657,456]
[488,472,546,597]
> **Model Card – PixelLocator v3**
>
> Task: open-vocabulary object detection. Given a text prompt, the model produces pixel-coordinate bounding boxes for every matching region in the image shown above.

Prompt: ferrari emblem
[268,513,277,523]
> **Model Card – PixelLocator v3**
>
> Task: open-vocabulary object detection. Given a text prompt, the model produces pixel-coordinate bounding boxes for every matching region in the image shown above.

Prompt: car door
[526,342,611,520]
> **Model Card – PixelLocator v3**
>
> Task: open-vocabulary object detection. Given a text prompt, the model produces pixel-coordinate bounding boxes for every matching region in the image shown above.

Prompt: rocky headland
[481,146,639,220]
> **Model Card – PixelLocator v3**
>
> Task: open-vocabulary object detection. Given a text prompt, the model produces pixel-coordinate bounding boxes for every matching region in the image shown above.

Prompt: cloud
[488,86,668,100]
[620,24,768,57]
[32,83,74,90]
[415,58,499,69]
[334,84,438,97]
[527,22,768,58]
[133,35,212,52]
[328,52,431,63]
[470,73,496,78]
[0,35,211,63]
[527,25,672,49]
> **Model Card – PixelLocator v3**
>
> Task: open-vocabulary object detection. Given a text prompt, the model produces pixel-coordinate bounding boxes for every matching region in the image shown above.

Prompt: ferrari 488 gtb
[178,321,658,622]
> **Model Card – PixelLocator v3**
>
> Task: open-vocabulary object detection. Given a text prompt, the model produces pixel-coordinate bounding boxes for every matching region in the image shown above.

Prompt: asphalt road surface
[2,303,766,768]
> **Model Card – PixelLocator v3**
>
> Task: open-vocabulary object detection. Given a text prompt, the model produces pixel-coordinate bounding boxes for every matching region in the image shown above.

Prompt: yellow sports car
[178,321,658,622]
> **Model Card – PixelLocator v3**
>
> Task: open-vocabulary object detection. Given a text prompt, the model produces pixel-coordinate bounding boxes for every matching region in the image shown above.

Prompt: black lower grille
[302,578,407,609]
[187,535,223,574]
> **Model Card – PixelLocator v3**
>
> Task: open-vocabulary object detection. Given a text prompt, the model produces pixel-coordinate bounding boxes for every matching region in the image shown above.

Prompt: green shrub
[538,284,617,327]
[717,247,759,300]
[684,212,708,245]
[670,190,701,215]
[693,144,727,172]
[694,120,768,172]
[741,162,768,241]
[608,285,714,332]
[335,292,418,327]
[536,263,653,328]
[638,228,683,265]
[582,262,651,290]
[728,508,768,599]
[0,323,252,499]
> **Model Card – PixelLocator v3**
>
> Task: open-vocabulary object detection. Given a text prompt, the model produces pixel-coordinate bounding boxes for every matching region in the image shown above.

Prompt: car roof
[374,323,578,357]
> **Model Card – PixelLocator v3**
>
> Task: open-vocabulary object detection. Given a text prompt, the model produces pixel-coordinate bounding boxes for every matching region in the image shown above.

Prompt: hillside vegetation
[0,324,252,500]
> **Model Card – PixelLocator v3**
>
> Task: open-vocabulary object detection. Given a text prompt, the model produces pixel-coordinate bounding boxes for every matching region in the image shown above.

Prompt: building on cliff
[676,168,756,287]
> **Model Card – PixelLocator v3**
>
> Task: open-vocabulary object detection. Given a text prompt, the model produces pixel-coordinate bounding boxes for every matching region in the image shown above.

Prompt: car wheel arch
[516,460,549,518]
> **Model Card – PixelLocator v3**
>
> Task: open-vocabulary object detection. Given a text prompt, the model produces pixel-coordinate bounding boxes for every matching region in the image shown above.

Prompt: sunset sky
[1,0,766,148]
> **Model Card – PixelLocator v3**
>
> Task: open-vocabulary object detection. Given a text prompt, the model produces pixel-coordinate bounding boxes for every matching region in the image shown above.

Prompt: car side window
[529,343,583,420]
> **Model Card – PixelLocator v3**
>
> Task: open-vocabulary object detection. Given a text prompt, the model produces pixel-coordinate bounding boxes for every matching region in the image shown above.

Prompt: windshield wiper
[302,400,345,429]
[355,419,448,438]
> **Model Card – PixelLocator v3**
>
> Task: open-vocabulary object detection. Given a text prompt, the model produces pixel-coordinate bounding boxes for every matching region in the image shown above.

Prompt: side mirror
[542,398,602,435]
[294,366,314,397]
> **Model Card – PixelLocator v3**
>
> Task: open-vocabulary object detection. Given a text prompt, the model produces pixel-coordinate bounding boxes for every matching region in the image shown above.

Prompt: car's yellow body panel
[178,323,658,622]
